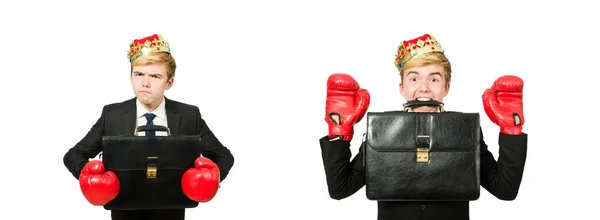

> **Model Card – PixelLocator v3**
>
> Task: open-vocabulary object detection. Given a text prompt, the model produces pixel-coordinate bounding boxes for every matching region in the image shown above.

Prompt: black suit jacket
[320,129,527,220]
[63,97,235,220]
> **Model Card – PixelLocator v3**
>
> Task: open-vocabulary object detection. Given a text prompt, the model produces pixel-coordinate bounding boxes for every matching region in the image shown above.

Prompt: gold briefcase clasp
[147,167,157,178]
[416,147,429,163]
[147,156,158,178]
[416,135,431,163]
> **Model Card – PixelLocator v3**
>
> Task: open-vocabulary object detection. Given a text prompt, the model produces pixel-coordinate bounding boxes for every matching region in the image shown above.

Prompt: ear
[166,77,174,90]
[399,82,406,98]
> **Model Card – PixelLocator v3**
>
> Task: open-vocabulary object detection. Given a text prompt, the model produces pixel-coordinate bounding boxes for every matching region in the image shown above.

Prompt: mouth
[415,97,433,101]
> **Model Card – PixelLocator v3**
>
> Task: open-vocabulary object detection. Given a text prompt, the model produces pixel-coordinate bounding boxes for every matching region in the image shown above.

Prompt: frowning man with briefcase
[320,34,527,220]
[63,34,235,220]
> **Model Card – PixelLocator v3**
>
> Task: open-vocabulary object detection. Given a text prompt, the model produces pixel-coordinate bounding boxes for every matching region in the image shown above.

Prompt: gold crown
[394,34,444,70]
[127,34,171,62]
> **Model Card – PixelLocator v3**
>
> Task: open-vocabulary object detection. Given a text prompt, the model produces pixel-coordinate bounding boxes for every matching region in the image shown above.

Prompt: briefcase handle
[134,125,172,136]
[403,100,445,112]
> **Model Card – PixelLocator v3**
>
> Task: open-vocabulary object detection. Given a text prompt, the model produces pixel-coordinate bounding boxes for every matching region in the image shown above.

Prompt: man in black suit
[63,34,234,220]
[320,34,527,220]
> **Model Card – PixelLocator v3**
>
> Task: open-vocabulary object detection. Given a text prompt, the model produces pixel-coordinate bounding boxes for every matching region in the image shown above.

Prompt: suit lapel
[165,97,181,136]
[121,98,137,135]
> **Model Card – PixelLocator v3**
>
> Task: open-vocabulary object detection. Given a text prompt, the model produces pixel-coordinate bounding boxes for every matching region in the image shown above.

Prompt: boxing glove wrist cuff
[500,126,522,135]
[329,125,354,140]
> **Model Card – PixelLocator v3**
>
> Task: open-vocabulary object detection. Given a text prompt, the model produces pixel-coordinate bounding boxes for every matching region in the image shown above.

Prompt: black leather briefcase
[101,125,202,210]
[364,101,481,201]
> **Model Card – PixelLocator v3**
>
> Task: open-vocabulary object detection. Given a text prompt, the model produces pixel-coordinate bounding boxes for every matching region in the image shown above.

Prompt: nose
[142,76,151,88]
[417,79,430,92]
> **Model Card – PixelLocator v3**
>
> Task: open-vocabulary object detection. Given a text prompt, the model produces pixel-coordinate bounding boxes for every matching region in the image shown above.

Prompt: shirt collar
[136,96,167,120]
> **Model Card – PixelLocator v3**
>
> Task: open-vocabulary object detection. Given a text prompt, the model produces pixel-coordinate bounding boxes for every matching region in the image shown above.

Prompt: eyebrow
[133,71,162,77]
[406,71,442,77]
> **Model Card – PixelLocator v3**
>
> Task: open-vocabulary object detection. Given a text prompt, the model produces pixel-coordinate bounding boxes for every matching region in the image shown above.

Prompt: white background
[1,0,598,219]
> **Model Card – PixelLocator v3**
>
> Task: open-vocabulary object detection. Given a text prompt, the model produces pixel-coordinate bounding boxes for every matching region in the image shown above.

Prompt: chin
[136,96,151,103]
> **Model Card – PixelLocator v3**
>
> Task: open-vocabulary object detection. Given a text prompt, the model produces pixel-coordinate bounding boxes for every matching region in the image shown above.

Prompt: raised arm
[480,75,528,200]
[320,73,370,200]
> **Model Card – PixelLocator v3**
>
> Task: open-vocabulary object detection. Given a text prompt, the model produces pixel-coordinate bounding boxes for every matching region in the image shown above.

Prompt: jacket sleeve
[480,128,528,200]
[195,107,235,182]
[63,106,106,180]
[319,135,366,200]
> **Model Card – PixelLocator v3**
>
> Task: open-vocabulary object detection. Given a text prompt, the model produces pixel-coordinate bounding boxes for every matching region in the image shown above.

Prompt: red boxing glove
[79,160,120,206]
[182,157,220,203]
[482,75,525,135]
[325,73,370,141]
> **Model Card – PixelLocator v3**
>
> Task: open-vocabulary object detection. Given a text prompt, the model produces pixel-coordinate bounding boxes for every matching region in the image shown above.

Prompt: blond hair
[398,51,451,84]
[130,52,177,79]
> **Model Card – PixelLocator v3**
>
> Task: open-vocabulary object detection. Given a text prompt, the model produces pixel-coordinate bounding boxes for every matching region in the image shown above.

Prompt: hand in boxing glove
[325,73,371,141]
[482,75,525,135]
[182,157,220,203]
[79,160,120,206]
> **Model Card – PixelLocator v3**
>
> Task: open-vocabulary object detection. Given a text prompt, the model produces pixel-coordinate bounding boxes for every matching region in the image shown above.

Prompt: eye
[430,76,443,83]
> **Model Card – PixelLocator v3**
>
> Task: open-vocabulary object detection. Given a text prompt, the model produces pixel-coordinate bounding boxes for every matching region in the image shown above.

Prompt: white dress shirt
[136,97,169,136]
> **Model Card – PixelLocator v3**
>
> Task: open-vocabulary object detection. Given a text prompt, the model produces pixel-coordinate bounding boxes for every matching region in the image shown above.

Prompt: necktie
[144,113,156,136]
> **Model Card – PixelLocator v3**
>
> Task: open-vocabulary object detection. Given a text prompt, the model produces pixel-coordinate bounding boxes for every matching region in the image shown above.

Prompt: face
[399,64,450,112]
[130,63,173,109]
